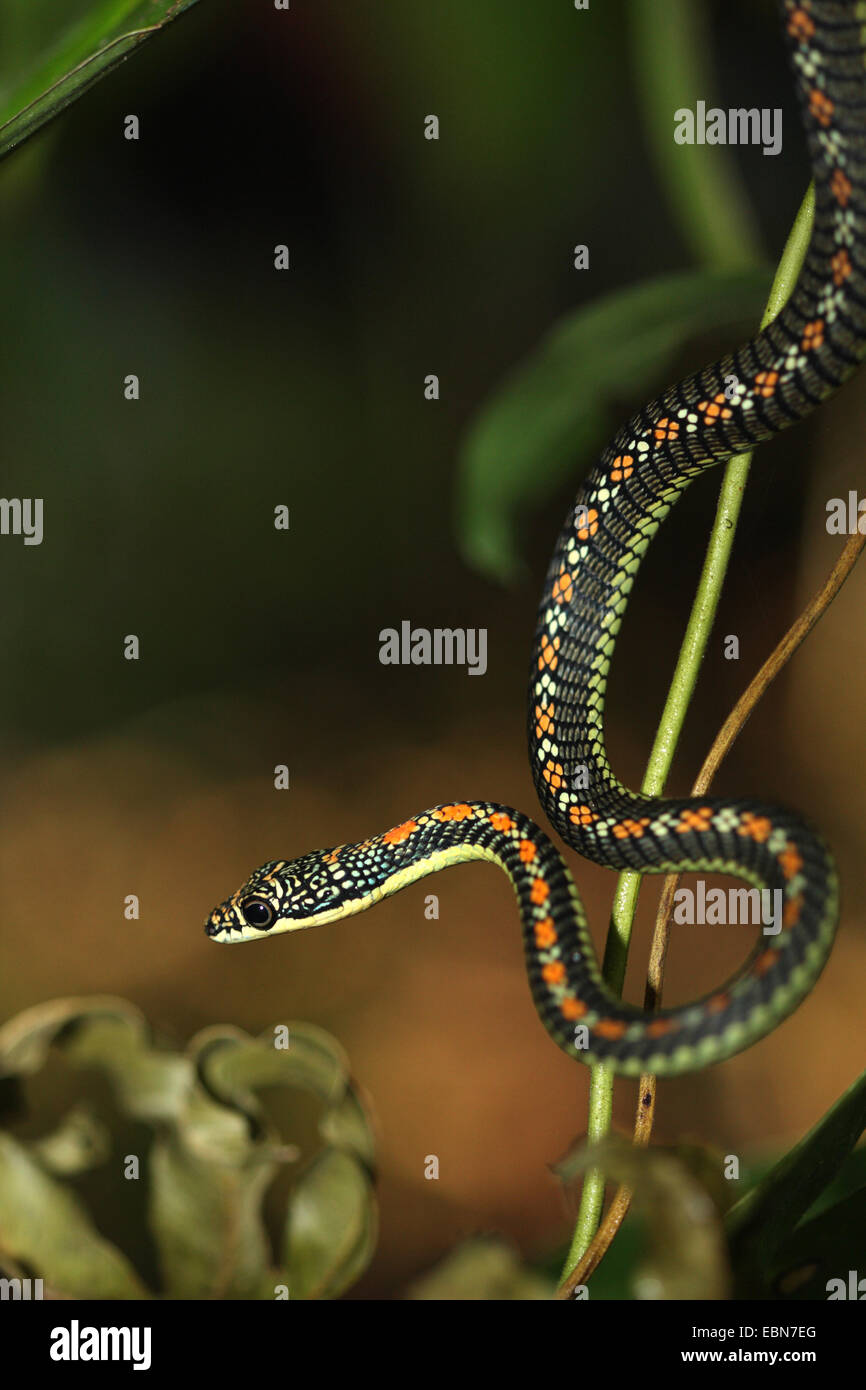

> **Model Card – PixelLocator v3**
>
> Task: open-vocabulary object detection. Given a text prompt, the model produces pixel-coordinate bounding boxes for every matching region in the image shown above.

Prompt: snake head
[205,849,349,942]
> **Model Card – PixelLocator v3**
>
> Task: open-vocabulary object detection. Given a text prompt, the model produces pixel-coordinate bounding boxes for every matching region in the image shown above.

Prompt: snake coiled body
[207,1,865,1077]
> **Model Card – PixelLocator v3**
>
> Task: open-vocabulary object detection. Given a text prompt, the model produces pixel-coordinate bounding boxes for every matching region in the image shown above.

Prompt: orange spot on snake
[788,7,815,41]
[832,248,852,286]
[831,168,852,207]
[552,564,575,604]
[809,87,834,127]
[697,394,733,425]
[542,759,566,790]
[534,702,554,739]
[383,819,419,846]
[645,1019,675,1038]
[530,877,550,905]
[802,319,825,351]
[779,843,804,880]
[676,807,714,833]
[561,998,586,1021]
[538,634,560,671]
[739,813,773,843]
[653,417,680,443]
[576,508,599,541]
[754,370,780,398]
[612,817,651,839]
[610,453,634,481]
[534,916,557,948]
[753,949,778,977]
[783,894,804,928]
[432,803,474,823]
[594,1019,627,1040]
[705,992,730,1014]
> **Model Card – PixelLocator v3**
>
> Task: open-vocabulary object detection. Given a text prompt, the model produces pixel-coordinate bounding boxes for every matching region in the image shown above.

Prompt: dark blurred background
[0,0,864,1295]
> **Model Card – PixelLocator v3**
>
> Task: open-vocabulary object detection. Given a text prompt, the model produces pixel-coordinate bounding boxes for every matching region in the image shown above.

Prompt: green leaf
[406,1237,555,1301]
[282,1149,377,1301]
[0,0,202,161]
[799,1143,866,1224]
[189,1025,378,1298]
[769,1188,866,1300]
[317,1081,377,1167]
[0,1132,148,1298]
[0,994,144,1075]
[64,1018,192,1123]
[28,1105,111,1176]
[0,1002,378,1299]
[456,267,770,582]
[149,1129,274,1299]
[726,1068,866,1291]
[189,1022,356,1128]
[0,995,192,1123]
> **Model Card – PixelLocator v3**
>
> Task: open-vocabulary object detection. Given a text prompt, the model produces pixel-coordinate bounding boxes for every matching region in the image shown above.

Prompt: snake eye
[241,897,275,930]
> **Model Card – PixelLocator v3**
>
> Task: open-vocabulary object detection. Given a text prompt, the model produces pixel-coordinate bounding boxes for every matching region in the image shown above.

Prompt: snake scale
[206,1,866,1077]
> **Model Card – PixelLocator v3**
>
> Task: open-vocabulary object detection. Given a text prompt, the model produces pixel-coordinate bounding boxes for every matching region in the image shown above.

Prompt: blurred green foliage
[456,266,769,581]
[0,0,201,159]
[552,1070,866,1300]
[3,993,864,1299]
[0,0,797,743]
[0,997,376,1298]
[726,1068,866,1299]
[406,1236,555,1300]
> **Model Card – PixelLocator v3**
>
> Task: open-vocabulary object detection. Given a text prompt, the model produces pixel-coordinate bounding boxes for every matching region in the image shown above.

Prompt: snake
[206,0,865,1078]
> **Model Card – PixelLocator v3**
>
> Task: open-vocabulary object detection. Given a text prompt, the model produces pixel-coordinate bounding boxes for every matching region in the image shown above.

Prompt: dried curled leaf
[28,1105,111,1176]
[281,1149,377,1301]
[148,1128,276,1300]
[189,1023,378,1299]
[406,1237,555,1301]
[555,1136,730,1299]
[0,994,191,1122]
[0,1132,148,1299]
[0,999,378,1299]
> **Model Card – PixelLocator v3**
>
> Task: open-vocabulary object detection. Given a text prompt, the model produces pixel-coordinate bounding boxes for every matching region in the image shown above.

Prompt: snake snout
[204,904,233,939]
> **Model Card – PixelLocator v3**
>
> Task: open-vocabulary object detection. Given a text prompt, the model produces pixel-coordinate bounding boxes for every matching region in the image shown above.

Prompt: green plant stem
[560,183,816,1282]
